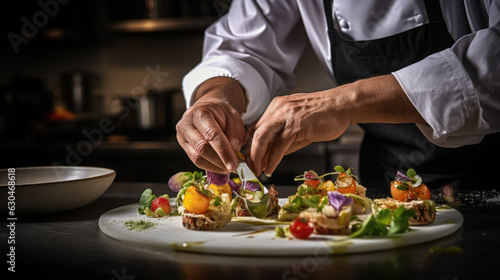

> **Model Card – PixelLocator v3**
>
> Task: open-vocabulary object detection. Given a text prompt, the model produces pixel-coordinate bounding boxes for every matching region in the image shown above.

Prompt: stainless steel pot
[61,70,95,115]
[120,88,180,131]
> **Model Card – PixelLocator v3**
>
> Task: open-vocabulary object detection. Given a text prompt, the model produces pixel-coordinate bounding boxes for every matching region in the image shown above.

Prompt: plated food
[136,166,438,241]
[373,198,436,225]
[374,169,436,225]
[278,166,371,222]
[298,191,353,235]
[173,171,233,231]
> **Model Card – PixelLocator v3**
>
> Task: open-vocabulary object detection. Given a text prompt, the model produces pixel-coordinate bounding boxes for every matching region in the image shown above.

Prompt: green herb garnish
[138,188,156,214]
[124,220,155,231]
[350,206,415,238]
[283,195,322,213]
[395,169,422,187]
[396,184,409,191]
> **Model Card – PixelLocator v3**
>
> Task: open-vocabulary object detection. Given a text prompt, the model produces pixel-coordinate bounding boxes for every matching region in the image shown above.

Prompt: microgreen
[282,195,322,213]
[213,196,223,207]
[395,168,422,188]
[172,170,213,207]
[297,184,315,196]
[294,166,358,183]
[396,184,409,191]
[350,206,416,238]
[138,188,156,215]
[334,165,358,181]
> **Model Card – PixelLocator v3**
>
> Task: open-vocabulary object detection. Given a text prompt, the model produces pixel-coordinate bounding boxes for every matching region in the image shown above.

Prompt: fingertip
[263,167,276,179]
[225,162,236,173]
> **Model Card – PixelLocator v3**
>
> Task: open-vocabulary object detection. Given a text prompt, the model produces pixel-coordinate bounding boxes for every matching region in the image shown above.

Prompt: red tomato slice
[305,179,321,188]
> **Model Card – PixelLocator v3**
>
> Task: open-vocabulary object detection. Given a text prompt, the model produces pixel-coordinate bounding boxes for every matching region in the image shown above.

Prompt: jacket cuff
[392,49,489,147]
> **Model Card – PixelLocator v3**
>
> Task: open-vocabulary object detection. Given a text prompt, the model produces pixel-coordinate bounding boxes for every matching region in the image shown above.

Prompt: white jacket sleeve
[393,1,500,147]
[182,0,308,124]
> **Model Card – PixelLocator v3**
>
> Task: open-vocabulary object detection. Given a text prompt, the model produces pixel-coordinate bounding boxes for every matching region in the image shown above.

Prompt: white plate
[0,166,116,214]
[99,198,463,256]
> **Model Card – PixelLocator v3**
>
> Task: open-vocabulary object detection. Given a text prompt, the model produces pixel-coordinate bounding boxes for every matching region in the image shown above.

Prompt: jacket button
[338,18,349,29]
[414,14,425,24]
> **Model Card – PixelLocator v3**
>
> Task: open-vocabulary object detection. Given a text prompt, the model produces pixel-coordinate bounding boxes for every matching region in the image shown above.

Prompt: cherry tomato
[391,180,412,201]
[183,186,210,214]
[150,196,171,215]
[290,217,314,239]
[391,181,431,201]
[413,183,431,200]
[336,173,357,194]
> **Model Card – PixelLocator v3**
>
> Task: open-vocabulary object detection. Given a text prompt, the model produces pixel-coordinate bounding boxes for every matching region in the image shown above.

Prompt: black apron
[324,0,500,191]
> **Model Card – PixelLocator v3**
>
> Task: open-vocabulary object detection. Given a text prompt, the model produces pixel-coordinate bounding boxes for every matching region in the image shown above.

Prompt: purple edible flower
[327,191,353,213]
[396,171,411,182]
[168,172,186,192]
[206,171,229,186]
[228,179,241,192]
[244,181,261,192]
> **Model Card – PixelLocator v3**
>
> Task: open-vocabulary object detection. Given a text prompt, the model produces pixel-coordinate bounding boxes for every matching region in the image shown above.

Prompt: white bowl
[0,166,116,214]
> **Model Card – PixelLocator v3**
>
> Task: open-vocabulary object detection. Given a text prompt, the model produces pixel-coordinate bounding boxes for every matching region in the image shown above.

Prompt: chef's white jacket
[182,0,500,148]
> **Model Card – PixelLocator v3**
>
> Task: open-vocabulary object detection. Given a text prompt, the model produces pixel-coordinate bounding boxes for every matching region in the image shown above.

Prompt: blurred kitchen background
[0,0,363,184]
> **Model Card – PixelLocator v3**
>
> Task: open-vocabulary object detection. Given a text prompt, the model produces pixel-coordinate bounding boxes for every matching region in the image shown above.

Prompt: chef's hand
[245,88,351,176]
[176,77,247,173]
[246,74,425,176]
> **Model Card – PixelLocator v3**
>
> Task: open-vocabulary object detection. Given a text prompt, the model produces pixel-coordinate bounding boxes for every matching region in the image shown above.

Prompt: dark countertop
[2,182,499,279]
